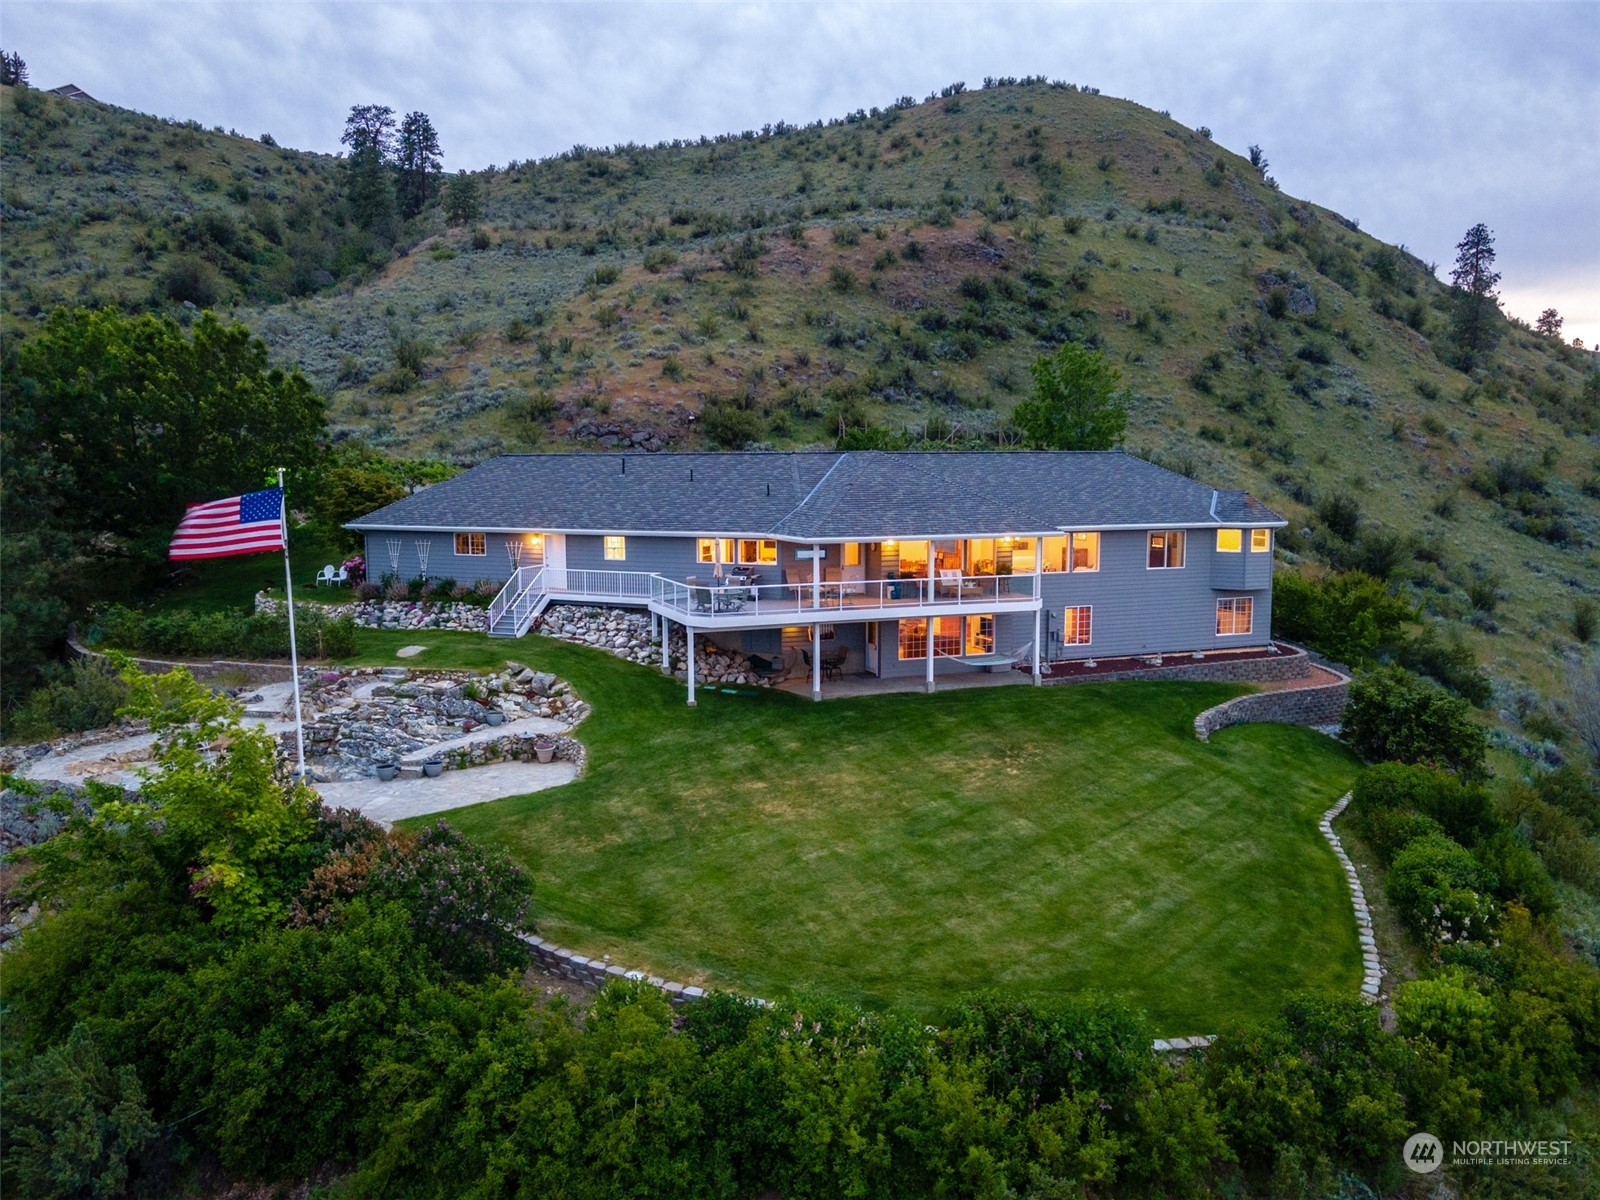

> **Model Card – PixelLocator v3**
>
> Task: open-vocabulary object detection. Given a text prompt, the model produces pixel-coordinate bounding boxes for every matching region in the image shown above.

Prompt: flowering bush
[341,555,366,582]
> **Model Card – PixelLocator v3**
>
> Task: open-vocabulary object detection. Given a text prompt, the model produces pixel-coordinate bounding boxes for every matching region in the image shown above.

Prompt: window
[898,617,962,659]
[738,539,777,564]
[455,532,486,556]
[1063,606,1092,645]
[967,614,994,655]
[1216,597,1254,635]
[1216,528,1242,553]
[843,542,861,567]
[1041,535,1068,572]
[1147,530,1186,569]
[603,536,627,561]
[1070,532,1100,572]
[1009,537,1037,574]
[696,537,735,563]
[1251,528,1272,553]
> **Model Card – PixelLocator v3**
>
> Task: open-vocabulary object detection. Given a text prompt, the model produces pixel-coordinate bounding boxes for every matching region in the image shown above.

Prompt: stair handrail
[488,566,543,628]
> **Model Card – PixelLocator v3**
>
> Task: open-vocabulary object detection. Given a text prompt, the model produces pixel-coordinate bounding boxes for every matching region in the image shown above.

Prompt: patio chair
[689,583,715,613]
[333,566,350,587]
[823,644,848,679]
[314,564,337,587]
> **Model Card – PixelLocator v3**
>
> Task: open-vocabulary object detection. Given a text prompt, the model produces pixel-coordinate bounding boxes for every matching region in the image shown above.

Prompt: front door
[543,534,567,591]
[865,622,880,674]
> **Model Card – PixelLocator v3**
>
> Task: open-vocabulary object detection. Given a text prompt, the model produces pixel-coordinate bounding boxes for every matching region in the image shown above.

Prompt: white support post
[925,617,935,693]
[1032,605,1043,685]
[1033,540,1045,684]
[661,617,671,674]
[686,623,697,706]
[811,622,822,702]
[811,543,821,610]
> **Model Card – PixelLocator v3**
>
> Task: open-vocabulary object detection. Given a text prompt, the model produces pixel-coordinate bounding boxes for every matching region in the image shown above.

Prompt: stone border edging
[67,634,293,684]
[1192,663,1350,741]
[1323,793,1382,1000]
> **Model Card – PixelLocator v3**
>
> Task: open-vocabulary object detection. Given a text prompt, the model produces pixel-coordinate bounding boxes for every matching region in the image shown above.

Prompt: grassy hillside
[4,78,1598,690]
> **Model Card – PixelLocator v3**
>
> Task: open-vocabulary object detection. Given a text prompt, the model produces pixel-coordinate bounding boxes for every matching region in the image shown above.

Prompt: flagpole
[277,467,307,780]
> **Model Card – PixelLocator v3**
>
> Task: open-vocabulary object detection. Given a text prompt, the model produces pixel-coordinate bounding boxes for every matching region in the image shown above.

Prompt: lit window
[1216,528,1242,553]
[843,543,861,567]
[696,538,715,563]
[738,539,777,564]
[1041,535,1068,572]
[1251,528,1271,553]
[966,614,995,654]
[454,532,486,556]
[898,617,962,660]
[1070,532,1100,572]
[603,536,627,561]
[1147,530,1186,569]
[1063,606,1092,645]
[1216,597,1254,635]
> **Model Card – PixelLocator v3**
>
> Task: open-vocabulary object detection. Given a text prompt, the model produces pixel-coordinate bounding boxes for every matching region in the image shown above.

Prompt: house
[347,450,1286,704]
[47,84,99,103]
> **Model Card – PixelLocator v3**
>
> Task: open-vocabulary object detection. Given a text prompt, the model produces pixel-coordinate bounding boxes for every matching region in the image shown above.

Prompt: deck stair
[487,567,548,639]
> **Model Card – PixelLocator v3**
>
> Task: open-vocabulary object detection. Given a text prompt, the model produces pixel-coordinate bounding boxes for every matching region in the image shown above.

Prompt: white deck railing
[488,565,544,630]
[650,573,1036,620]
[544,568,655,599]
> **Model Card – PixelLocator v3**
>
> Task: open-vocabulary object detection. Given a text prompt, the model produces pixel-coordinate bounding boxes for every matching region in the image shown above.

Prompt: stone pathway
[1322,792,1384,1000]
[317,759,579,827]
[394,714,565,767]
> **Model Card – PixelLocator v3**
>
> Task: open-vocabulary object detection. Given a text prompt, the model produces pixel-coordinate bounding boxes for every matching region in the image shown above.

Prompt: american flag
[168,487,286,560]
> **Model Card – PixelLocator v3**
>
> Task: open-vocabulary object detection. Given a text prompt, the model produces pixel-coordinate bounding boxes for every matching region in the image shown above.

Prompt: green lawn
[351,629,1362,1030]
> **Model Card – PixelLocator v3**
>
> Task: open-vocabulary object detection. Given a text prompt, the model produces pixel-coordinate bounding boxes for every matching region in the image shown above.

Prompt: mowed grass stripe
[352,630,1361,1027]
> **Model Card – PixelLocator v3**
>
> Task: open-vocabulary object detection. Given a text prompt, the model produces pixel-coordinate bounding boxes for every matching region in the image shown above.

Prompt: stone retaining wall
[1192,667,1350,741]
[441,731,586,773]
[517,933,712,1009]
[68,635,292,684]
[1045,643,1313,688]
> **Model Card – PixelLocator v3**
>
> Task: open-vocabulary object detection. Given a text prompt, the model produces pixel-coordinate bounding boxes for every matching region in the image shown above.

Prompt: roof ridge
[772,451,847,534]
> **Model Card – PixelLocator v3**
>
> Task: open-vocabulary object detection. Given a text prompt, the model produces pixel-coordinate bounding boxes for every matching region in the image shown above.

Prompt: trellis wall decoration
[385,539,402,579]
[415,539,431,578]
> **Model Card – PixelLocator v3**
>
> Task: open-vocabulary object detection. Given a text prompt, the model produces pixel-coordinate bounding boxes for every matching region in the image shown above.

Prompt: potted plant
[374,757,399,782]
[423,753,445,778]
[533,735,556,764]
[485,709,505,727]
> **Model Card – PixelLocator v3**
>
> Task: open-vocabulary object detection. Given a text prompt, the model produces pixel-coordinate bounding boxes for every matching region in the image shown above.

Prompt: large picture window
[738,539,777,564]
[1216,528,1242,553]
[1216,597,1254,635]
[1147,530,1186,569]
[603,536,627,561]
[1063,606,1092,645]
[898,617,962,660]
[1071,532,1100,571]
[696,537,734,563]
[454,532,486,556]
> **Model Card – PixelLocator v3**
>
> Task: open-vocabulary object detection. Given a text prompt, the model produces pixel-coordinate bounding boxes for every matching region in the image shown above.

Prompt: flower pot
[375,763,399,782]
[534,741,555,764]
[423,760,444,778]
[485,711,505,727]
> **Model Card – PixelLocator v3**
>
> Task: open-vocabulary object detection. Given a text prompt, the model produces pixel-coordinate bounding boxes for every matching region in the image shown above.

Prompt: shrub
[828,264,855,293]
[1270,570,1413,665]
[0,1024,158,1199]
[1574,599,1597,645]
[6,657,130,742]
[1388,833,1499,948]
[1315,493,1362,541]
[698,400,763,449]
[95,604,356,662]
[1343,666,1488,778]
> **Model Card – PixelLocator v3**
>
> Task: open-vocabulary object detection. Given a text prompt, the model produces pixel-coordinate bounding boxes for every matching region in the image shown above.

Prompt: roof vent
[621,455,626,475]
[689,468,694,482]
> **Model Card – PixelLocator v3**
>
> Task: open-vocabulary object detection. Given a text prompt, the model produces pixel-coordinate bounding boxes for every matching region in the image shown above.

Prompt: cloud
[6,0,1596,340]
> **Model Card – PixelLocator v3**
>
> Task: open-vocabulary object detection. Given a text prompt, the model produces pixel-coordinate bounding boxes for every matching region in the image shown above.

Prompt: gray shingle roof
[347,451,1285,538]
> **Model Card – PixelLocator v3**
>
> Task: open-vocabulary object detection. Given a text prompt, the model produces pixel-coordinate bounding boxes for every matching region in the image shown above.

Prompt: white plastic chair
[334,566,350,587]
[315,564,336,587]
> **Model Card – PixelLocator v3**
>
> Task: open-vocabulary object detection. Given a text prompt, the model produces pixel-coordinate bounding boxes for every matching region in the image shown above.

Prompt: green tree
[1,308,324,707]
[1013,341,1127,450]
[1535,308,1564,340]
[443,170,482,225]
[1270,570,1415,664]
[1449,222,1501,368]
[394,110,442,220]
[341,103,396,229]
[1,48,28,87]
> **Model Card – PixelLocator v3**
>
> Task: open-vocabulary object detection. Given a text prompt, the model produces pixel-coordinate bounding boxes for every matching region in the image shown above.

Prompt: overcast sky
[7,1,1598,342]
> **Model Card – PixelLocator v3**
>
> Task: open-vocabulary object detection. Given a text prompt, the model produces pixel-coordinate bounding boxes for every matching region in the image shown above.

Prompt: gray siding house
[347,451,1285,703]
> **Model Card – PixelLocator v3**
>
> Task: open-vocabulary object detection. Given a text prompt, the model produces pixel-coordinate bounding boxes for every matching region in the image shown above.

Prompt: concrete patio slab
[318,759,579,826]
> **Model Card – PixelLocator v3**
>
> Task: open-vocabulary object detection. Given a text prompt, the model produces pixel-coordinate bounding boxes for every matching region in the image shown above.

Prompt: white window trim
[1146,530,1186,570]
[603,536,627,561]
[1063,605,1093,646]
[454,532,487,556]
[1067,531,1101,574]
[1216,597,1254,636]
[1250,528,1271,553]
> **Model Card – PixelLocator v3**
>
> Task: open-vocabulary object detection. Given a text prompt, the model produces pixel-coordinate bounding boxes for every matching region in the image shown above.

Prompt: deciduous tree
[1013,341,1126,450]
